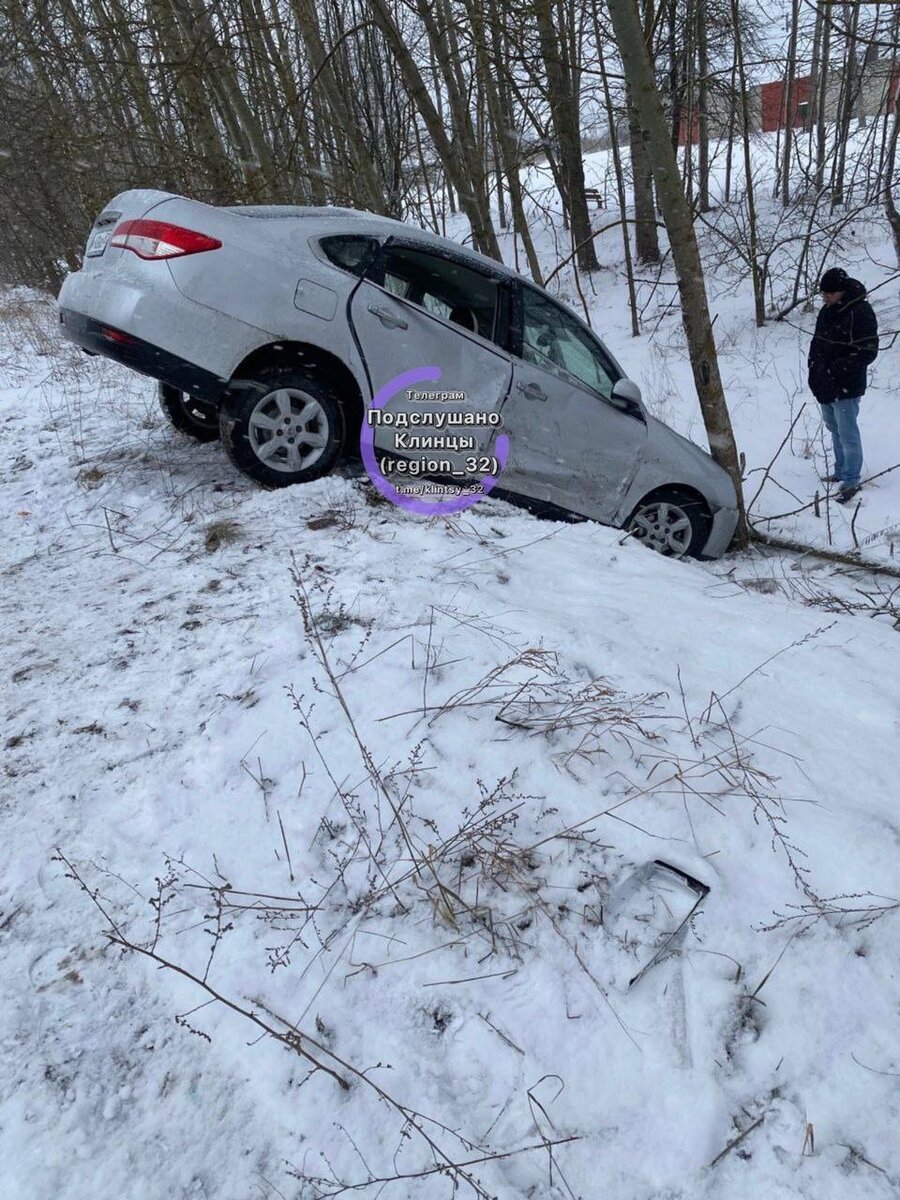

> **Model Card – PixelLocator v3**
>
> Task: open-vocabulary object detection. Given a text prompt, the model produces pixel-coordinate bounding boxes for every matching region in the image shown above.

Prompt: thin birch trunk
[369,0,500,259]
[815,2,832,190]
[593,1,640,336]
[732,0,766,326]
[780,0,800,206]
[607,0,748,547]
[696,0,710,213]
[533,0,599,271]
[832,0,861,207]
[466,0,544,281]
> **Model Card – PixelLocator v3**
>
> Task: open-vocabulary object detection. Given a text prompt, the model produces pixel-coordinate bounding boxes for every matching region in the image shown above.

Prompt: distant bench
[584,188,604,209]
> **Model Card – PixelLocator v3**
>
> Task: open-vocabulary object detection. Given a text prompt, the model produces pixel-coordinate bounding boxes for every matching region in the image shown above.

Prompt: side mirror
[610,378,644,418]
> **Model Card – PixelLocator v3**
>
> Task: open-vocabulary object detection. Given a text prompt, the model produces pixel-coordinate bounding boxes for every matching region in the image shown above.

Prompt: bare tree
[607,0,748,548]
[368,0,501,259]
[884,85,900,263]
[696,0,711,213]
[731,0,766,326]
[592,0,641,334]
[533,0,599,271]
[831,0,863,208]
[779,0,801,206]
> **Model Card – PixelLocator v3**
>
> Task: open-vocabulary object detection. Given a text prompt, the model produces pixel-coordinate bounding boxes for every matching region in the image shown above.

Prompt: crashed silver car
[57,189,738,558]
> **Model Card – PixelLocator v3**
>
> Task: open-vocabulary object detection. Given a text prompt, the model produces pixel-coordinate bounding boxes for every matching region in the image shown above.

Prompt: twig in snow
[478,1012,525,1056]
[802,1123,815,1156]
[277,810,294,884]
[850,1053,900,1078]
[55,850,350,1087]
[746,403,808,517]
[755,460,900,523]
[708,1114,765,1168]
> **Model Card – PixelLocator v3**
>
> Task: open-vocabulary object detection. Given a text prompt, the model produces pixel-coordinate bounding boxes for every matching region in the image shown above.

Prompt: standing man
[808,266,879,504]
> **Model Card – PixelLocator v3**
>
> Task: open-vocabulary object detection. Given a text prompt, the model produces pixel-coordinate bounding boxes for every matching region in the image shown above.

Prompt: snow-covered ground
[521,125,900,564]
[2,190,899,1200]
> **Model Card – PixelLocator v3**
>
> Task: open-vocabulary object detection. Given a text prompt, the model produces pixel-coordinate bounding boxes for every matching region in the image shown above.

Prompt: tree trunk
[425,0,498,245]
[593,0,640,335]
[732,0,765,327]
[780,0,800,206]
[696,0,711,212]
[815,2,831,190]
[667,0,681,150]
[147,0,235,200]
[533,0,599,271]
[682,0,695,208]
[262,0,325,202]
[806,0,823,192]
[884,100,900,264]
[469,0,544,283]
[291,0,386,213]
[831,0,861,208]
[606,0,748,548]
[369,0,500,259]
[724,51,737,203]
[169,0,276,198]
[627,90,661,263]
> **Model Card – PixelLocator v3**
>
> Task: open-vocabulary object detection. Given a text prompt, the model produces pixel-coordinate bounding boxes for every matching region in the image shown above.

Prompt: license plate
[85,229,111,257]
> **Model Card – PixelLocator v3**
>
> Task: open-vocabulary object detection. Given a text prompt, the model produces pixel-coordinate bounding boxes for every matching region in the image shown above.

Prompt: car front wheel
[159,383,220,442]
[219,368,345,488]
[624,489,711,559]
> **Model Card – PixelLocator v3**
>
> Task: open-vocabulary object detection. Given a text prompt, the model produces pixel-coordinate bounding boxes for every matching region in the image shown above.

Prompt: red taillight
[100,326,135,344]
[110,219,222,260]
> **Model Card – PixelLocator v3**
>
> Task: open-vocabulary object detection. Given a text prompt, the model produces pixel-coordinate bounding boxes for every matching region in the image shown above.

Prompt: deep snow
[2,172,900,1199]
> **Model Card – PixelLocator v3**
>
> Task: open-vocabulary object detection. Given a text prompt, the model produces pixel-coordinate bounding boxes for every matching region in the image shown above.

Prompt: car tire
[159,383,220,443]
[219,367,345,488]
[624,489,712,559]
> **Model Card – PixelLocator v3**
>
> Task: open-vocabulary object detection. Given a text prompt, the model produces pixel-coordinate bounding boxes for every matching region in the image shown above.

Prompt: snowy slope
[519,124,900,566]
[1,287,898,1199]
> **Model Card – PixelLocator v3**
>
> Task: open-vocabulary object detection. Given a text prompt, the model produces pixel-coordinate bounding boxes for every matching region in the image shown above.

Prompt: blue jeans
[821,397,862,487]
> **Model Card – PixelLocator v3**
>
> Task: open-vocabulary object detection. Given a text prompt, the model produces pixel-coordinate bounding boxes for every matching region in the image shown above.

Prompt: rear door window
[378,243,500,344]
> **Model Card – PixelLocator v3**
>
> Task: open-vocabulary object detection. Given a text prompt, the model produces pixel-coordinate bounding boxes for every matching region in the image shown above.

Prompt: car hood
[643,414,738,510]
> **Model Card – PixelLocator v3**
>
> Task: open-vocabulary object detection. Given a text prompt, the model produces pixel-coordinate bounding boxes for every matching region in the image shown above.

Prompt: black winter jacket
[807,279,879,404]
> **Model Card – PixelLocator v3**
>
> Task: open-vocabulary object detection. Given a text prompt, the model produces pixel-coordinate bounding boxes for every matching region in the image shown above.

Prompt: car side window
[383,270,411,299]
[520,286,617,399]
[380,244,499,342]
[319,234,381,276]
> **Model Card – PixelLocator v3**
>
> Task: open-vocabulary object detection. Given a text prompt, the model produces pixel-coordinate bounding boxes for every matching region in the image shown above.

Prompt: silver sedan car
[57,189,738,558]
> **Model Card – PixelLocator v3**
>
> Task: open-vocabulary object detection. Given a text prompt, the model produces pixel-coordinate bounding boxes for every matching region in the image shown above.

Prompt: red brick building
[759,76,814,132]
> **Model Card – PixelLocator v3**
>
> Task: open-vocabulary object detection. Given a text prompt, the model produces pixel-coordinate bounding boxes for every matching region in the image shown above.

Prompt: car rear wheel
[624,489,711,559]
[219,368,345,488]
[159,383,220,442]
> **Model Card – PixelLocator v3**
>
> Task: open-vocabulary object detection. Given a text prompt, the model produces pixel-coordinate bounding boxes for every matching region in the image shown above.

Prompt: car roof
[224,203,520,280]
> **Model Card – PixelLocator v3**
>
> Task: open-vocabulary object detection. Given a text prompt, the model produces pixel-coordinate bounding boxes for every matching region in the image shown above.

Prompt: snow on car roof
[222,203,518,278]
[225,205,371,219]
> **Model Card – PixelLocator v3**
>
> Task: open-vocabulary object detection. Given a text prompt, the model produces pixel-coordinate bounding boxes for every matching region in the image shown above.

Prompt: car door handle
[368,304,408,330]
[517,380,547,402]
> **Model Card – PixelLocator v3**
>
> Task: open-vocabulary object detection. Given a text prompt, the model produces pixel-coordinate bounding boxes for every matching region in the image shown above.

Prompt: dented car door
[498,283,648,524]
[348,237,513,469]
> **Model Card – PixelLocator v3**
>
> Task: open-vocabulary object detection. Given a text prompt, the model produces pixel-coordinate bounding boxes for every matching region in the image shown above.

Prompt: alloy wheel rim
[248,387,329,473]
[630,501,693,557]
